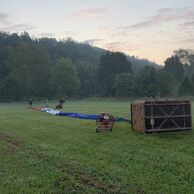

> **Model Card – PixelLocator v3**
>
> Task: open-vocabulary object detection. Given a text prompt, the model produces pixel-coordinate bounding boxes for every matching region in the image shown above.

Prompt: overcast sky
[0,0,194,64]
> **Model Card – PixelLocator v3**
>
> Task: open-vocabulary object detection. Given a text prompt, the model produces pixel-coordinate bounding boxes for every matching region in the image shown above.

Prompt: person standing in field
[28,98,32,108]
[59,98,65,108]
[45,98,49,108]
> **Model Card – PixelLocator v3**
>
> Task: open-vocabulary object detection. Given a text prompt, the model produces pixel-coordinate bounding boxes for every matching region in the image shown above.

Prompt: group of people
[28,98,65,109]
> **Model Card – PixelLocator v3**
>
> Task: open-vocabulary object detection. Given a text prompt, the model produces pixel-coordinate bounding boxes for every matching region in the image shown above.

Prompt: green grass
[0,100,193,194]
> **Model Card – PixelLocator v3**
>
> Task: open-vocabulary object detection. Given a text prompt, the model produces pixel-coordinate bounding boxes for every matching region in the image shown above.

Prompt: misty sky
[0,0,194,64]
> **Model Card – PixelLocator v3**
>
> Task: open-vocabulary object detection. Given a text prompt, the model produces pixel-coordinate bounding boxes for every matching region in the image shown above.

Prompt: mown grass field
[0,100,193,194]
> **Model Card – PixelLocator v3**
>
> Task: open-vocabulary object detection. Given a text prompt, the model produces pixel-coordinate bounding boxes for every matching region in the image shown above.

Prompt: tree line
[0,32,194,102]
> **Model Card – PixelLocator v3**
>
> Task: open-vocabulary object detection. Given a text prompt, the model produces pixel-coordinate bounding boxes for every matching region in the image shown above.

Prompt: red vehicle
[96,112,115,132]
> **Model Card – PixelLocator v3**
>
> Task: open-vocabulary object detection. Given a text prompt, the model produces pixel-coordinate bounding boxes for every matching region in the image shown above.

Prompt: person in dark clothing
[28,98,32,108]
[59,99,65,107]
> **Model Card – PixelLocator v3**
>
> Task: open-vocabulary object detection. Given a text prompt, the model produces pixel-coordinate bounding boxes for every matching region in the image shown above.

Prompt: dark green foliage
[156,70,176,97]
[129,55,161,73]
[164,49,194,97]
[39,37,103,65]
[174,49,194,78]
[7,43,52,98]
[164,49,194,80]
[133,66,175,98]
[134,66,159,97]
[0,77,24,101]
[178,77,193,96]
[112,73,133,97]
[164,56,184,81]
[0,32,194,101]
[75,60,97,97]
[191,74,194,89]
[97,52,132,96]
[0,46,9,78]
[51,58,80,97]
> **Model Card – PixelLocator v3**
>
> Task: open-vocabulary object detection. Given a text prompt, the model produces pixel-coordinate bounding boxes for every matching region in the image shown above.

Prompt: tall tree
[164,55,184,82]
[134,66,159,97]
[51,58,80,97]
[174,49,194,78]
[7,43,52,98]
[178,77,193,96]
[0,46,9,79]
[75,59,97,98]
[112,73,133,97]
[98,51,132,96]
[156,69,176,97]
[0,77,24,101]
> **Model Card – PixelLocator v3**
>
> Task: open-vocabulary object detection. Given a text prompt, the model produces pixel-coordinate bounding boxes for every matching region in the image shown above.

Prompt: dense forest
[0,32,194,102]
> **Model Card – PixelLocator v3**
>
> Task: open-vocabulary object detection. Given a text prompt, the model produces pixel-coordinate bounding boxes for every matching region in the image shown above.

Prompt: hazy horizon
[0,0,194,64]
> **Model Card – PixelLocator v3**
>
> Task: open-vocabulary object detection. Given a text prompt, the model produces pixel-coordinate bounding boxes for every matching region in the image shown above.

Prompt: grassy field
[0,100,193,194]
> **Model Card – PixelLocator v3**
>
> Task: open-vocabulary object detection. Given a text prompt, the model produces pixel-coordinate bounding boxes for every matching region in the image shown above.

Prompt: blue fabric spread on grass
[56,111,130,122]
[57,112,98,120]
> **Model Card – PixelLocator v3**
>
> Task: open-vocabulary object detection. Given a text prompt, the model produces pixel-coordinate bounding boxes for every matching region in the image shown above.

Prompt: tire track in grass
[29,149,129,194]
[0,131,129,194]
[0,131,24,154]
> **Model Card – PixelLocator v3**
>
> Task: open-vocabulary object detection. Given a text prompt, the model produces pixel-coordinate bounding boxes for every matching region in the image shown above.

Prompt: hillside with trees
[0,32,194,101]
